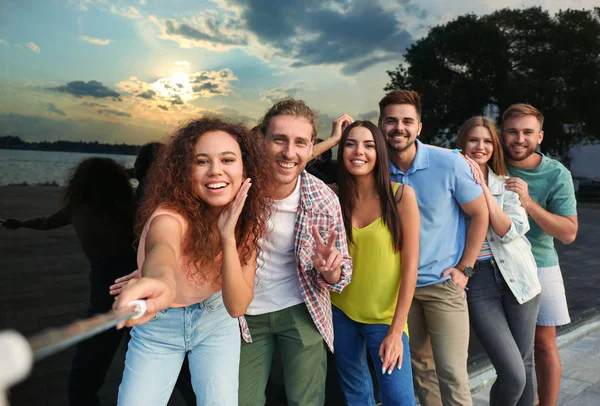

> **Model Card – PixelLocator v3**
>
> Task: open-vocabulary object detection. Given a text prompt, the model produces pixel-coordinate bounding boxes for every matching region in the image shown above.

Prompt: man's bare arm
[505,177,578,244]
[522,200,577,244]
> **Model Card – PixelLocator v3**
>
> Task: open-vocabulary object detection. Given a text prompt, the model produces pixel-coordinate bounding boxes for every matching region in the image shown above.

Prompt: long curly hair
[62,157,135,224]
[136,117,273,284]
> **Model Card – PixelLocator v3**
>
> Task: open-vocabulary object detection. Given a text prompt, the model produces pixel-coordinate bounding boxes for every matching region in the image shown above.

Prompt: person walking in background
[501,104,578,406]
[331,120,419,405]
[3,157,137,406]
[112,117,273,406]
[456,116,541,406]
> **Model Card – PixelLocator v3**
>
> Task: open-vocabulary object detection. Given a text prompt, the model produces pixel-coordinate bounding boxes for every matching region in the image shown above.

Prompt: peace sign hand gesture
[311,225,343,274]
[217,178,251,243]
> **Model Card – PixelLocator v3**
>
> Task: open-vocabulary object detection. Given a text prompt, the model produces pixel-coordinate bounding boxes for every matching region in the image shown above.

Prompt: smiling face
[264,114,313,198]
[502,115,544,163]
[192,130,244,211]
[379,104,422,153]
[464,125,494,166]
[342,125,377,177]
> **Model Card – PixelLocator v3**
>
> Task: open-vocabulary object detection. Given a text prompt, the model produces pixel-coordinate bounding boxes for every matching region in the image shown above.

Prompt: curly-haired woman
[112,117,273,406]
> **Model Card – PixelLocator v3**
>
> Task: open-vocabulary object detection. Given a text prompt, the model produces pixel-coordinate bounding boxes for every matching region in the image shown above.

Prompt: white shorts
[537,264,571,327]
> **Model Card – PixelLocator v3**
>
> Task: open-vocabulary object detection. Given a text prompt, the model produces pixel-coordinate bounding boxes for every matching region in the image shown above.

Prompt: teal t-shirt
[507,153,577,267]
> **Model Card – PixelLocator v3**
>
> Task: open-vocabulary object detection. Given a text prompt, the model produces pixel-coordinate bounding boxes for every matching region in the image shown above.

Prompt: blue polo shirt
[389,140,483,287]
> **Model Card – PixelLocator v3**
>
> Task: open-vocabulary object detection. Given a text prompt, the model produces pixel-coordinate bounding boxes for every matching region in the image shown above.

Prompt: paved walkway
[472,315,600,406]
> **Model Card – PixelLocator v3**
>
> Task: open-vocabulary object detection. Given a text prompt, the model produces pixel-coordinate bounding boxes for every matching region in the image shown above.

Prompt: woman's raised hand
[217,178,252,243]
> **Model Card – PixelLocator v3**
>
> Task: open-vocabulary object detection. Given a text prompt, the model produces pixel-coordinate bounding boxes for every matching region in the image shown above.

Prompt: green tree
[385,7,600,162]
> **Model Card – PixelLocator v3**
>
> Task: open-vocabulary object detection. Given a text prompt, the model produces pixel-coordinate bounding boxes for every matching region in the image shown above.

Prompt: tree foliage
[385,7,600,161]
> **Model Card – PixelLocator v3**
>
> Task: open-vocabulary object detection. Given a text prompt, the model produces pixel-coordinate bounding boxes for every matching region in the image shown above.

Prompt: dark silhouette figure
[307,138,337,184]
[3,157,137,406]
[133,142,163,203]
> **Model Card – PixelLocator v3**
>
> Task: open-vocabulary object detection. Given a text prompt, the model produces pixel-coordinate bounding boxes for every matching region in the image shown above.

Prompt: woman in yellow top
[331,120,420,405]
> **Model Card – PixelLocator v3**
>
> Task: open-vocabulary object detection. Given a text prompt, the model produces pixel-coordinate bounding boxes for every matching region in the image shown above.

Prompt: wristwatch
[456,263,475,277]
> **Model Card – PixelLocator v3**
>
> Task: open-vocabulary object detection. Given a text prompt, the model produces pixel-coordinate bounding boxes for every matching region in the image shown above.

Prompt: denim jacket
[485,168,541,304]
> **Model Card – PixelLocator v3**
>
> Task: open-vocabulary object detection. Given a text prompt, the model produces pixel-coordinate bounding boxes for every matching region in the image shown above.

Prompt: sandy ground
[1,186,599,406]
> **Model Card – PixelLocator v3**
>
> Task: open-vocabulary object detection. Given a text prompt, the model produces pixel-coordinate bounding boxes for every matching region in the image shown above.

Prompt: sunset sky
[0,0,597,145]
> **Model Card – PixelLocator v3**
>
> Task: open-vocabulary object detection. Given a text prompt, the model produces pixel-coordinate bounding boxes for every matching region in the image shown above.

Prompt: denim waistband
[474,258,496,271]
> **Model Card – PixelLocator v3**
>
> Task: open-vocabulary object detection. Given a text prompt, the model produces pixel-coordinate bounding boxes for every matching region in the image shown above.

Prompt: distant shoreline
[0,147,138,157]
[0,135,139,156]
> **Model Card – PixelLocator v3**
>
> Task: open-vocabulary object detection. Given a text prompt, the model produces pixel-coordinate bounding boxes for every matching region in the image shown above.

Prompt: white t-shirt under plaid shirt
[238,171,353,352]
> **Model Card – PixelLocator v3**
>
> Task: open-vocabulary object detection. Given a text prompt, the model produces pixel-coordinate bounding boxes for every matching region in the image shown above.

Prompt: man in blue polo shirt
[380,90,489,406]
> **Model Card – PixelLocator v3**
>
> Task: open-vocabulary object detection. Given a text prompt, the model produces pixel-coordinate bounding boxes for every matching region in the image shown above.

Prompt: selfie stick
[0,300,146,406]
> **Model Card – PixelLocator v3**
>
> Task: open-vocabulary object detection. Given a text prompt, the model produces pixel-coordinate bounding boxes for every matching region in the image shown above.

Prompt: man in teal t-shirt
[501,103,578,406]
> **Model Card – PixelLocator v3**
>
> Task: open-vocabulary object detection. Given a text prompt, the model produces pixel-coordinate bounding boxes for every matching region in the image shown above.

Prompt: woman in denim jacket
[456,116,541,406]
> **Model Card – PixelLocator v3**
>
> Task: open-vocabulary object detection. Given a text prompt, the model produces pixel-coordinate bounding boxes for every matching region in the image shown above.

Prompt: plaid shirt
[239,171,352,352]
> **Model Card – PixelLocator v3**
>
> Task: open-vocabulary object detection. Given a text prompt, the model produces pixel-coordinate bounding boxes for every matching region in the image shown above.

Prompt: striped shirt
[239,171,352,352]
[477,239,494,261]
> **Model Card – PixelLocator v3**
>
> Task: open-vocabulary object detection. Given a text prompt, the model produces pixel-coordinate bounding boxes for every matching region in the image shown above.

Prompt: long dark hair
[62,157,135,223]
[337,120,402,252]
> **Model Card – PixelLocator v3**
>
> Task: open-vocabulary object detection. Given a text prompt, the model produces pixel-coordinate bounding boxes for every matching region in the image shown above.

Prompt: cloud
[0,39,5,45]
[205,0,421,74]
[116,66,238,111]
[98,108,131,117]
[45,103,66,116]
[81,101,108,108]
[175,61,191,70]
[25,42,40,54]
[82,35,112,45]
[259,82,312,104]
[76,1,142,19]
[55,80,121,99]
[357,110,379,122]
[149,12,248,50]
[109,5,142,19]
[137,89,156,99]
[77,0,93,11]
[139,0,147,4]
[212,106,255,126]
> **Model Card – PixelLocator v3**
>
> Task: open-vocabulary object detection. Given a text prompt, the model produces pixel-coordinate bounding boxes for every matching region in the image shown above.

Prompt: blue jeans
[332,306,416,406]
[467,259,541,406]
[118,290,240,406]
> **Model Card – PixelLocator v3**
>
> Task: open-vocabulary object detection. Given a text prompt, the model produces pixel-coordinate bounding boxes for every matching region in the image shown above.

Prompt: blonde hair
[456,116,507,177]
[502,103,544,130]
[257,98,318,140]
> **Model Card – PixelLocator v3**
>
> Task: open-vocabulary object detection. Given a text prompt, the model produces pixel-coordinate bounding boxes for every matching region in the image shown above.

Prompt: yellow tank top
[331,183,408,335]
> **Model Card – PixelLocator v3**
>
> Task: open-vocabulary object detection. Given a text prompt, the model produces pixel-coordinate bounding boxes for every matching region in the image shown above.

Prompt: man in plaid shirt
[239,98,352,406]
